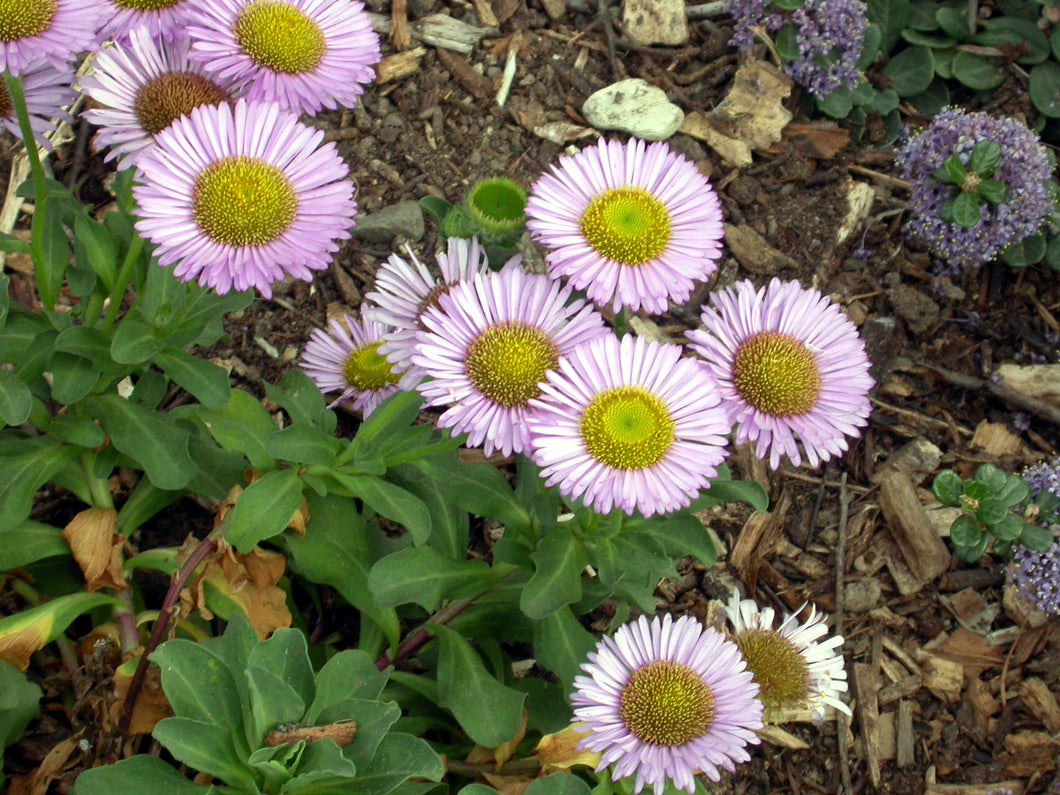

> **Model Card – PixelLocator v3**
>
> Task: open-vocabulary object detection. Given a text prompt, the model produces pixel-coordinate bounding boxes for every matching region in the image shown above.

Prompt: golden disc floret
[580,386,675,470]
[192,156,297,246]
[234,0,326,74]
[732,331,821,418]
[465,322,560,408]
[619,660,714,746]
[580,187,671,266]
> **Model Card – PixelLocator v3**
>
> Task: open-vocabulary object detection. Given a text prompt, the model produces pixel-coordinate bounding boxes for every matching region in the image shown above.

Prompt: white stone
[623,0,688,46]
[581,78,684,141]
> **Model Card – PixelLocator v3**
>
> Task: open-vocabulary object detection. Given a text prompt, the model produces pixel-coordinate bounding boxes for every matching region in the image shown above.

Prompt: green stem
[82,291,105,326]
[613,307,632,337]
[100,234,143,332]
[81,452,114,509]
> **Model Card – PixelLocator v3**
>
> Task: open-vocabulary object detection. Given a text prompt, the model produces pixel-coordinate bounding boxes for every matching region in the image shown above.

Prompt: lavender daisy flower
[686,278,873,470]
[411,261,607,457]
[81,28,235,170]
[0,0,104,76]
[897,109,1053,268]
[527,334,731,518]
[185,0,380,116]
[364,237,491,378]
[725,591,850,723]
[97,0,197,44]
[300,315,419,416]
[133,98,356,297]
[572,614,763,795]
[526,138,724,315]
[0,58,76,150]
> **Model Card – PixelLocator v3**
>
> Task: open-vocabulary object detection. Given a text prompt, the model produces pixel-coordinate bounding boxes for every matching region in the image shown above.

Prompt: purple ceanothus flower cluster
[1008,458,1060,616]
[897,108,1054,268]
[728,0,868,98]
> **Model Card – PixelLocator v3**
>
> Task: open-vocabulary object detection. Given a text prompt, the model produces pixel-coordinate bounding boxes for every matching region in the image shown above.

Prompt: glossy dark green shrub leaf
[883,46,934,96]
[907,0,939,31]
[900,29,956,47]
[933,469,964,506]
[1029,61,1060,117]
[857,22,882,69]
[955,532,989,562]
[968,140,1001,176]
[973,464,1006,492]
[935,6,970,38]
[867,0,910,52]
[975,498,1008,526]
[1045,234,1060,271]
[992,513,1024,542]
[950,192,981,227]
[950,514,983,547]
[976,17,1050,64]
[909,78,950,114]
[1020,522,1054,551]
[775,24,800,60]
[1002,233,1047,267]
[952,51,1005,90]
[977,179,1009,204]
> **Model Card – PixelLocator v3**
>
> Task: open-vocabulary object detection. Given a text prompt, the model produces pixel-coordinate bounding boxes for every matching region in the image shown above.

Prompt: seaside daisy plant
[185,0,380,116]
[411,260,608,457]
[0,57,76,148]
[725,592,850,723]
[897,108,1054,269]
[364,236,491,378]
[132,97,357,296]
[526,137,724,315]
[728,0,867,99]
[571,614,763,795]
[527,333,731,518]
[80,27,236,170]
[686,278,873,470]
[299,315,420,416]
[97,0,197,44]
[0,0,104,75]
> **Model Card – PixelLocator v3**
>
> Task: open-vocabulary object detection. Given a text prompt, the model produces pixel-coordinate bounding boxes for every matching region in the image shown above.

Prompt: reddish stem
[374,597,474,671]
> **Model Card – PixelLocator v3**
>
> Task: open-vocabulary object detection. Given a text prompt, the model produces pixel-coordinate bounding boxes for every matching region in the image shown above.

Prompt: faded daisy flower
[0,58,76,149]
[364,236,491,378]
[572,614,763,795]
[133,98,356,297]
[527,334,731,518]
[185,0,380,116]
[411,260,607,457]
[526,137,724,315]
[686,278,873,470]
[97,0,197,44]
[0,0,104,76]
[725,591,850,723]
[81,27,235,170]
[300,315,419,416]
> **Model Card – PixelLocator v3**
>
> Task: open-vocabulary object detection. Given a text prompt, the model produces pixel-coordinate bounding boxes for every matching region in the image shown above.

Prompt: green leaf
[950,192,982,228]
[938,155,966,185]
[73,755,213,795]
[524,774,593,795]
[422,460,530,537]
[33,196,68,309]
[977,179,1009,205]
[154,349,231,409]
[0,520,68,569]
[0,370,31,426]
[0,660,41,748]
[522,526,587,620]
[308,649,388,723]
[532,607,596,690]
[48,352,102,405]
[249,628,315,708]
[151,639,247,734]
[975,498,1009,526]
[871,88,900,115]
[997,476,1031,508]
[193,388,278,470]
[392,462,469,560]
[1047,235,1060,271]
[973,464,1007,492]
[856,23,882,70]
[977,17,1050,64]
[950,514,983,547]
[0,441,80,533]
[900,29,957,47]
[284,740,359,793]
[1031,61,1060,117]
[907,0,939,31]
[991,514,1024,542]
[932,470,964,506]
[434,625,526,747]
[264,369,335,432]
[952,50,1005,90]
[935,7,970,39]
[225,468,304,552]
[84,394,196,491]
[867,0,910,52]
[244,668,305,745]
[774,24,800,60]
[110,319,164,364]
[152,718,258,790]
[908,78,951,114]
[0,233,30,256]
[368,546,507,611]
[353,733,444,795]
[266,424,342,467]
[1002,234,1047,268]
[631,511,718,568]
[330,472,432,544]
[956,533,989,563]
[0,592,122,666]
[53,325,115,370]
[73,213,117,290]
[419,197,454,234]
[882,46,935,97]
[1054,24,1060,61]
[968,140,1002,177]
[1019,522,1054,551]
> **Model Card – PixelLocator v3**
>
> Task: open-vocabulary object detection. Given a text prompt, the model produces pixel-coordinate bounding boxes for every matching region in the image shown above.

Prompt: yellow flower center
[134,73,231,136]
[234,0,327,75]
[579,187,671,266]
[580,386,675,470]
[732,332,821,418]
[112,0,182,9]
[343,341,399,391]
[192,156,297,247]
[465,322,559,408]
[0,0,56,41]
[732,629,810,713]
[619,660,714,746]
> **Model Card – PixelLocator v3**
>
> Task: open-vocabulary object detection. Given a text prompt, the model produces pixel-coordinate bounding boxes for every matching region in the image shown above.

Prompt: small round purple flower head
[411,260,607,457]
[364,237,491,379]
[525,138,724,315]
[572,614,763,795]
[97,0,197,44]
[185,0,380,116]
[0,58,76,150]
[81,28,236,170]
[897,108,1054,268]
[1009,540,1060,617]
[729,0,867,98]
[300,315,420,416]
[725,591,850,723]
[686,278,874,470]
[1021,456,1060,501]
[0,0,104,76]
[527,334,731,518]
[133,98,356,297]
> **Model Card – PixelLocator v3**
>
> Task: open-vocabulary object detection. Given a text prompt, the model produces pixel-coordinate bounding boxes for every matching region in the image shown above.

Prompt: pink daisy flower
[525,137,724,315]
[81,28,235,170]
[725,591,850,723]
[411,261,607,457]
[0,0,104,76]
[97,0,197,44]
[527,334,730,518]
[364,237,491,378]
[572,614,763,795]
[185,0,380,116]
[300,315,420,416]
[686,278,874,470]
[0,58,76,150]
[132,98,356,297]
